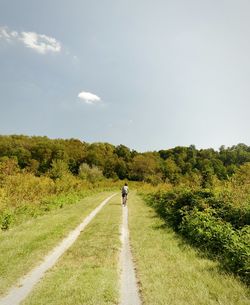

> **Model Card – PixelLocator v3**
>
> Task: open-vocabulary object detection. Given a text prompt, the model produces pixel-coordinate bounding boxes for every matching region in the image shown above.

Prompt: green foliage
[1,210,14,230]
[129,153,161,182]
[87,166,103,183]
[0,177,118,231]
[1,131,250,270]
[179,210,250,278]
[48,160,69,179]
[0,157,20,182]
[114,144,131,161]
[147,187,250,283]
[79,163,104,183]
[0,135,250,185]
[161,158,181,184]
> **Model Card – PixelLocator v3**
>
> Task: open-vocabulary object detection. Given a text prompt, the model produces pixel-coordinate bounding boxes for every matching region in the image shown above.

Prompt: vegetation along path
[129,192,250,305]
[1,191,249,305]
[0,193,117,305]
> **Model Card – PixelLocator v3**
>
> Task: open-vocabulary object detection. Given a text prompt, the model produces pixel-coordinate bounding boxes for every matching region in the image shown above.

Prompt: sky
[0,0,249,152]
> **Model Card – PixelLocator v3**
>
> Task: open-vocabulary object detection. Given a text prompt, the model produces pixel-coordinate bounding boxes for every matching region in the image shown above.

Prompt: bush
[48,160,69,179]
[79,163,103,183]
[0,169,118,230]
[3,173,55,206]
[147,188,250,283]
[1,211,14,230]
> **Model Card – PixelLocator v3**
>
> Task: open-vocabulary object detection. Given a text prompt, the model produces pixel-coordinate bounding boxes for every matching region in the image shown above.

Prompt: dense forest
[0,135,250,186]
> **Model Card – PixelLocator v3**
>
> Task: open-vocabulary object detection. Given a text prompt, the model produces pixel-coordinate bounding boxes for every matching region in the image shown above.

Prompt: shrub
[48,160,69,179]
[3,173,55,206]
[79,163,103,183]
[1,210,14,230]
[147,188,250,283]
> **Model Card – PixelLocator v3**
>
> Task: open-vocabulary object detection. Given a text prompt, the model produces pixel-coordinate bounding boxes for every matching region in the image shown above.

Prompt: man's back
[122,185,129,194]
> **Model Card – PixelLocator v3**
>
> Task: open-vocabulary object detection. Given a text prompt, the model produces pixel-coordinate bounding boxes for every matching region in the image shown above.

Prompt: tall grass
[0,172,120,230]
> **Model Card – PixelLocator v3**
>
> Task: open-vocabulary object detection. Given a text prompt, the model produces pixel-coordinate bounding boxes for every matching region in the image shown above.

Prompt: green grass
[129,192,250,305]
[22,194,121,305]
[0,191,114,295]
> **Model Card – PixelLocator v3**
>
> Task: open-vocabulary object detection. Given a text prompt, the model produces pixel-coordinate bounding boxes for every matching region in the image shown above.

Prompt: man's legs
[123,194,127,206]
[122,194,127,206]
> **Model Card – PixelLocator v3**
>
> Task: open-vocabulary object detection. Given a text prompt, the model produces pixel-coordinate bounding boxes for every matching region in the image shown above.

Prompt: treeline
[0,135,250,185]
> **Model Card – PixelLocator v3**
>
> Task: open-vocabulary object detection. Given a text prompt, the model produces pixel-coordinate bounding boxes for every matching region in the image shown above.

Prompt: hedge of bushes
[146,189,250,284]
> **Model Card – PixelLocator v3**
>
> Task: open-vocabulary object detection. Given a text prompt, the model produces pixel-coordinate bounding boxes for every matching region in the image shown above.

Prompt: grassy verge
[129,192,250,305]
[22,194,121,305]
[0,191,114,295]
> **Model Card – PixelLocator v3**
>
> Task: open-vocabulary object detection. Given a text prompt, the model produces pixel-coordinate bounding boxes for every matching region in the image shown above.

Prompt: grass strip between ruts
[128,192,250,305]
[22,194,121,305]
[0,191,114,295]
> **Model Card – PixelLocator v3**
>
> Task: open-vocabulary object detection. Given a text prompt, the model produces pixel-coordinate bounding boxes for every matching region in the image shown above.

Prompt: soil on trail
[120,204,141,305]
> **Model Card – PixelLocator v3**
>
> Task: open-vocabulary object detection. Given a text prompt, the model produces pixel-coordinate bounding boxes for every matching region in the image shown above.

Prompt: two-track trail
[2,191,248,305]
[0,194,117,305]
[0,192,142,305]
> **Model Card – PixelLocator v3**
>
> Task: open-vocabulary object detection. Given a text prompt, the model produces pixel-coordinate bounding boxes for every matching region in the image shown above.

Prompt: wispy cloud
[78,91,101,105]
[0,26,61,54]
[20,32,61,54]
[0,27,18,41]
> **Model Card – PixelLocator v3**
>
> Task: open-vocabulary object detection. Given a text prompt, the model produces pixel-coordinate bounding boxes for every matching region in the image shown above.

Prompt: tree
[103,159,118,179]
[79,163,103,183]
[85,143,115,168]
[161,158,181,184]
[129,154,161,182]
[49,160,69,179]
[114,144,131,161]
[115,159,128,180]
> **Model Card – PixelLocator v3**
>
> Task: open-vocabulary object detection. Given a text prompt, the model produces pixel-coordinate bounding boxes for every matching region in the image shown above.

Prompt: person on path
[121,183,129,206]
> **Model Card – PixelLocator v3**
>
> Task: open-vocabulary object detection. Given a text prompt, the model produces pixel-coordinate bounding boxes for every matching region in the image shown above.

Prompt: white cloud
[78,91,101,105]
[0,26,14,41]
[0,26,61,54]
[20,32,61,54]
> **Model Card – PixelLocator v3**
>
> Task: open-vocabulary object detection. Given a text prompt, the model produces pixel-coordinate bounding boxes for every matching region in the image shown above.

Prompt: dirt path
[120,204,141,305]
[0,194,117,305]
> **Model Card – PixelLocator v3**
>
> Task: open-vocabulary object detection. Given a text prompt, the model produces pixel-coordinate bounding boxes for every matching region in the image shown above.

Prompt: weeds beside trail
[0,170,120,230]
[0,191,113,295]
[146,188,250,283]
[129,193,250,305]
[22,195,121,305]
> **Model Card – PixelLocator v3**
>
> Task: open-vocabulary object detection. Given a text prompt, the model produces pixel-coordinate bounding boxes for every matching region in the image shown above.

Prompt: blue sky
[0,0,249,151]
